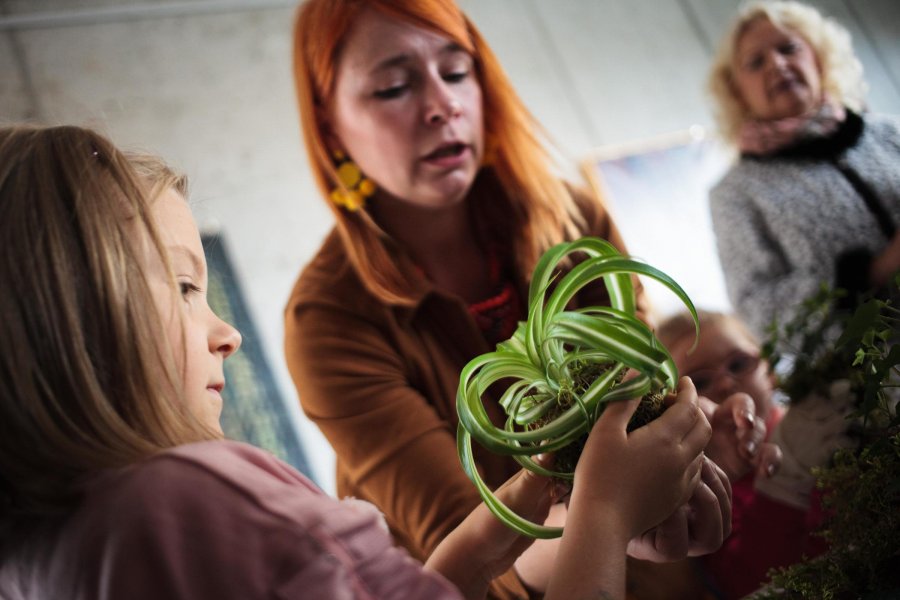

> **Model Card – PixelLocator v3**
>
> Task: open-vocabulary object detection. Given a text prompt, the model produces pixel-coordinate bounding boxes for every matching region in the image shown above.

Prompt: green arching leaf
[458,426,563,539]
[513,453,574,480]
[546,314,669,382]
[598,375,653,404]
[579,363,628,407]
[525,279,553,368]
[544,256,696,333]
[526,242,575,308]
[557,237,636,313]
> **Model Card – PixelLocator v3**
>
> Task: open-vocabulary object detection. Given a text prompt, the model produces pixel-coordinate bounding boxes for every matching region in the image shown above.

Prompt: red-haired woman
[284,1,729,597]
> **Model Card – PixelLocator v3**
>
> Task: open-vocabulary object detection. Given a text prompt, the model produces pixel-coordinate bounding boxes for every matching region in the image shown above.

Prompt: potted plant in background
[456,237,697,538]
[753,282,900,599]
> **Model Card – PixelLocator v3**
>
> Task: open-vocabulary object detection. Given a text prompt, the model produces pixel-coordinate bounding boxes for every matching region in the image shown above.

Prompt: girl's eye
[728,352,760,377]
[179,281,202,298]
[374,84,408,100]
[688,372,713,395]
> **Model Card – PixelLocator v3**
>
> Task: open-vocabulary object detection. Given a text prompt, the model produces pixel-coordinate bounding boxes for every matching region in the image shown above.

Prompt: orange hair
[293,0,583,304]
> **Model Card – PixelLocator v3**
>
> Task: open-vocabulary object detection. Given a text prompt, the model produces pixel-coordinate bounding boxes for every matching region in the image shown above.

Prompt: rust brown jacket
[284,190,648,599]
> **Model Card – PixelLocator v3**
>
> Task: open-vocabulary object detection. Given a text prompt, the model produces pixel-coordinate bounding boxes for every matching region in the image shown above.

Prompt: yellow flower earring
[330,150,375,212]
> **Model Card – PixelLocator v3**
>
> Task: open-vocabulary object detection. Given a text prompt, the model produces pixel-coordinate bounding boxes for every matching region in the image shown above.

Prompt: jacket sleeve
[284,301,530,600]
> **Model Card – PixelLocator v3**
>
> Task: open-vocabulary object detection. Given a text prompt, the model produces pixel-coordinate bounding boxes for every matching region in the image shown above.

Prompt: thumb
[595,397,641,433]
[724,392,757,432]
[492,468,556,523]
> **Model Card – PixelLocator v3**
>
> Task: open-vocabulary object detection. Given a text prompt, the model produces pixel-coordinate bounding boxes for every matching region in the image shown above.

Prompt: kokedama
[456,237,697,538]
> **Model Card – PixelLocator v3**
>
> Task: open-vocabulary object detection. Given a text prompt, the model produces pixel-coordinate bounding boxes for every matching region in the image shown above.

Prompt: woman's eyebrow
[369,42,468,74]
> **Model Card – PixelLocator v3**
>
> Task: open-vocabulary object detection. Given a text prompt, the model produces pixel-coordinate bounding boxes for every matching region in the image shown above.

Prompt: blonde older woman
[707,0,900,343]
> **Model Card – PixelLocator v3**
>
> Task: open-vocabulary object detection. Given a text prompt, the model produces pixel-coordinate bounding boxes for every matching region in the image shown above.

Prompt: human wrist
[425,527,493,600]
[567,485,632,545]
[547,498,629,600]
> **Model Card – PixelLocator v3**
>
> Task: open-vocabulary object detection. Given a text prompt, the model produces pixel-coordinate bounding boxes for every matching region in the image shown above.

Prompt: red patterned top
[468,250,523,347]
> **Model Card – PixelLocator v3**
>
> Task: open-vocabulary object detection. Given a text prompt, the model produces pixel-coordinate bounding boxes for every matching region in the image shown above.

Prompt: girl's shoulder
[93,440,325,530]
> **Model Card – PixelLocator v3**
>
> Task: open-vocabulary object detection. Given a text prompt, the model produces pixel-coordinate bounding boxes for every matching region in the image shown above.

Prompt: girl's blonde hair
[293,0,584,304]
[708,0,867,145]
[657,309,759,353]
[0,125,217,540]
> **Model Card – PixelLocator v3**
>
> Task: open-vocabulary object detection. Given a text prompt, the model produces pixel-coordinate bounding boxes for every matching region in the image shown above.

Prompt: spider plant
[456,237,697,538]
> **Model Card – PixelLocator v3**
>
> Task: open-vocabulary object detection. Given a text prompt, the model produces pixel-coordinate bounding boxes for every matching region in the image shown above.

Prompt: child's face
[145,189,241,433]
[669,319,774,419]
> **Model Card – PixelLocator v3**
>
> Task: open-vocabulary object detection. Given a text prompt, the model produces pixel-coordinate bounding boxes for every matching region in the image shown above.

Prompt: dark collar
[743,109,865,161]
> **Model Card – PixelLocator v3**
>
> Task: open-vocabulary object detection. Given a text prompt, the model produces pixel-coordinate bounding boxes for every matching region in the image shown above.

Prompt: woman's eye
[779,42,799,55]
[443,70,469,83]
[374,84,407,99]
[744,56,764,71]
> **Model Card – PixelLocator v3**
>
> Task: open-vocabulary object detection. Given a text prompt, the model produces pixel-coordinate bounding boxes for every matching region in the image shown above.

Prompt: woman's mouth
[770,77,803,95]
[423,143,469,167]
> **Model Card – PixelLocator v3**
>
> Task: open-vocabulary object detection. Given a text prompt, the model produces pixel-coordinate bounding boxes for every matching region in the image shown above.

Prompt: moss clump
[534,361,668,485]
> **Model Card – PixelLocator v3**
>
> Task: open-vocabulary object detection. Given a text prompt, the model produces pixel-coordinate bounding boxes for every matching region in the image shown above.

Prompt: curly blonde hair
[708,0,867,145]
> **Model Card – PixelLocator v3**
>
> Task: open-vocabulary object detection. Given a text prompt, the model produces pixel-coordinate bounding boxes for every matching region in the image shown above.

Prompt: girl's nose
[708,373,738,403]
[212,315,242,359]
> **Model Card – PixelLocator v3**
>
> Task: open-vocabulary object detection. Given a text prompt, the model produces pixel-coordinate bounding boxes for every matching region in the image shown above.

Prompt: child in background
[658,310,822,600]
[0,125,729,600]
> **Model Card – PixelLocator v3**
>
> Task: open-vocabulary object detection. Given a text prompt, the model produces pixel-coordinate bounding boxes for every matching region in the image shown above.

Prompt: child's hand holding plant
[456,237,731,552]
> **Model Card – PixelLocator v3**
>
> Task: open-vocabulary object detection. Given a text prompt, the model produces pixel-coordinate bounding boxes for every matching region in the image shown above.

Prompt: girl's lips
[422,143,469,168]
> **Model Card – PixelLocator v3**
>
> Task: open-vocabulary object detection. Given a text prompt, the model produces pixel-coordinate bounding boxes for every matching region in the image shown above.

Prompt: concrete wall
[3,0,898,493]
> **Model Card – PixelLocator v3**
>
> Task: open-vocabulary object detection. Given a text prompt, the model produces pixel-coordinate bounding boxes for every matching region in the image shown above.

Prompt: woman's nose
[424,80,461,125]
[769,51,789,70]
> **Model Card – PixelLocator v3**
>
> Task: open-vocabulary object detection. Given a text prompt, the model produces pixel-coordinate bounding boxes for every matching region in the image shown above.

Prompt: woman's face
[731,17,823,121]
[145,189,242,433]
[326,8,484,209]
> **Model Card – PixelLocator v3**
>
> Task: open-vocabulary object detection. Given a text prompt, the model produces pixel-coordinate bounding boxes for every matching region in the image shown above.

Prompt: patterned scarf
[738,96,847,156]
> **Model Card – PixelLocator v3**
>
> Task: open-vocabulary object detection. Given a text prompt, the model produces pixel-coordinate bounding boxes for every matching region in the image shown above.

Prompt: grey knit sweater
[710,111,900,341]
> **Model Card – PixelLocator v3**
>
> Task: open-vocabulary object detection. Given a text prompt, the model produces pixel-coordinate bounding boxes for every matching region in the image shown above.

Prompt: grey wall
[2,0,898,493]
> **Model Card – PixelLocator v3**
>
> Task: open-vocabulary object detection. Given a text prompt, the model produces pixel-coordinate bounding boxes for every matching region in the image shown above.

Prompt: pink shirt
[700,408,825,599]
[0,441,461,599]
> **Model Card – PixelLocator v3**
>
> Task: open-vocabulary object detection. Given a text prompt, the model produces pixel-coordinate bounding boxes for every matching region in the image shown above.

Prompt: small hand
[701,393,781,482]
[426,465,556,599]
[574,377,711,541]
[626,456,732,561]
